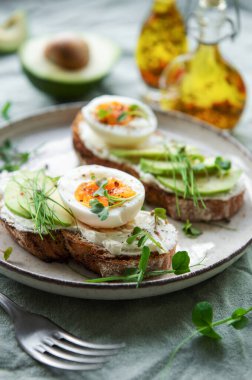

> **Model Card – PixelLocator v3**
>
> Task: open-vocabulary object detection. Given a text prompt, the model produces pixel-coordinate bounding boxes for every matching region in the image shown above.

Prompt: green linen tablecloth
[0,1,252,379]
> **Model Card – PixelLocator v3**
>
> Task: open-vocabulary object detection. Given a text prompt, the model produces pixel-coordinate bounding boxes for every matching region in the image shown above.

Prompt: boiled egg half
[82,95,157,148]
[58,165,145,228]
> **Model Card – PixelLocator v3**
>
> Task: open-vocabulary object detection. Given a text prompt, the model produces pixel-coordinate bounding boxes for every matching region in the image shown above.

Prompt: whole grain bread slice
[0,217,176,277]
[72,112,245,222]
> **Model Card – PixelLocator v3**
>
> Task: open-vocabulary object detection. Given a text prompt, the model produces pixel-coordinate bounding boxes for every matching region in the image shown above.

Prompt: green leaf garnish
[128,104,148,119]
[182,219,202,238]
[215,156,231,172]
[153,207,167,227]
[163,302,252,372]
[137,246,150,286]
[0,139,31,173]
[3,247,13,261]
[192,301,214,328]
[171,251,190,275]
[97,109,109,119]
[89,178,136,221]
[93,178,108,197]
[1,101,11,120]
[117,111,128,122]
[128,104,139,111]
[89,199,109,221]
[126,226,143,244]
[86,250,192,285]
[126,226,165,251]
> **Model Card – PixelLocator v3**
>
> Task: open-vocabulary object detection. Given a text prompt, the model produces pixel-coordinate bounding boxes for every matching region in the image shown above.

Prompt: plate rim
[0,103,252,291]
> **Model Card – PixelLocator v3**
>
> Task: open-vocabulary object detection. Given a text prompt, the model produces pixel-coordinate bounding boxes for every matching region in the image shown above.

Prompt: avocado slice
[19,34,120,99]
[5,171,73,226]
[157,170,242,196]
[0,11,27,54]
[111,146,203,162]
[140,157,217,176]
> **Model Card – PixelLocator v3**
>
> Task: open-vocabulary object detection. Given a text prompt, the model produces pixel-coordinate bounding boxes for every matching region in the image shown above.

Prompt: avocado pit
[44,35,89,70]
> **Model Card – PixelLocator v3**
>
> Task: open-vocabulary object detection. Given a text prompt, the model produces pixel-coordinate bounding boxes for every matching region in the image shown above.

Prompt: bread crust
[0,218,69,262]
[0,217,176,277]
[72,112,244,221]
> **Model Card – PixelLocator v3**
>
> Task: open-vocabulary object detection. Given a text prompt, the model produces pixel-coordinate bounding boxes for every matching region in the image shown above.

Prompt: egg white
[82,95,157,148]
[58,165,145,228]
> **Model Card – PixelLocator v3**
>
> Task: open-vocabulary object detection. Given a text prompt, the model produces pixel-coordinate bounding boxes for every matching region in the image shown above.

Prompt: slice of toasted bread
[0,214,176,277]
[62,229,175,277]
[72,112,245,222]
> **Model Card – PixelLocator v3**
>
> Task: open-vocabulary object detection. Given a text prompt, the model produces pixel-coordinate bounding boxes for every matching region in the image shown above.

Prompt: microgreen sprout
[126,225,165,252]
[215,156,231,173]
[89,177,136,221]
[1,246,13,261]
[161,301,252,374]
[0,139,31,173]
[182,219,202,238]
[1,101,11,120]
[86,250,192,286]
[152,207,167,228]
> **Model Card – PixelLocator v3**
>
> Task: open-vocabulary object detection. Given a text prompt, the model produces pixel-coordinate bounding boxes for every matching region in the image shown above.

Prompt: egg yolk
[95,102,134,126]
[75,178,136,207]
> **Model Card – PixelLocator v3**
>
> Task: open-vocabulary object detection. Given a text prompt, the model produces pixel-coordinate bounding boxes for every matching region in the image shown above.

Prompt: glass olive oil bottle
[136,0,187,89]
[160,0,246,130]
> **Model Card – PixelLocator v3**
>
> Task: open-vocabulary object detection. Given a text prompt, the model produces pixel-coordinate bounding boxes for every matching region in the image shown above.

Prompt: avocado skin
[22,65,105,100]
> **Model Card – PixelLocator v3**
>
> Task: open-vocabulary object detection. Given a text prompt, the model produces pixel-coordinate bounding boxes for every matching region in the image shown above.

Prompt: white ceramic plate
[0,104,251,300]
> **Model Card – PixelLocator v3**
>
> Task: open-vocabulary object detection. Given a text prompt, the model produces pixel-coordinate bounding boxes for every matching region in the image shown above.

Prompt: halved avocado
[19,33,120,99]
[0,11,27,54]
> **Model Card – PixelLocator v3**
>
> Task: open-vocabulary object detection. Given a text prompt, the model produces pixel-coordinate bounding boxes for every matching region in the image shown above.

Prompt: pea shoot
[182,219,202,238]
[1,101,11,120]
[161,301,252,373]
[89,177,136,221]
[86,250,191,287]
[1,246,13,261]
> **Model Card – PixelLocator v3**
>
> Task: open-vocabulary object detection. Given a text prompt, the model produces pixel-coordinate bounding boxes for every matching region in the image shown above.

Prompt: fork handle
[0,292,23,321]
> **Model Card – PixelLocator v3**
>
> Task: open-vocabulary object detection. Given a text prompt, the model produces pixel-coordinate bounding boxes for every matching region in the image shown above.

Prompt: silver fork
[0,292,125,371]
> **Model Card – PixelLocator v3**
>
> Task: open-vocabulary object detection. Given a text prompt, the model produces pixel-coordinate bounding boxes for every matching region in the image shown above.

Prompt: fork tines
[33,330,125,371]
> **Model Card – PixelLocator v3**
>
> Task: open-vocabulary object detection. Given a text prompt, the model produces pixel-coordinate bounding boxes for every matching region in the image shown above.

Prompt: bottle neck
[152,0,176,14]
[195,0,227,44]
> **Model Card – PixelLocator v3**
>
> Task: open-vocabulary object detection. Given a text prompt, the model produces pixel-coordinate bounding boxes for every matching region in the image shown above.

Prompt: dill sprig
[163,144,206,214]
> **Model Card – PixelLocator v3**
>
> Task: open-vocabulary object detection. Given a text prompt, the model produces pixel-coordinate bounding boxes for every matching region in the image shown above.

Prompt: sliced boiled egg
[58,165,145,228]
[82,95,157,148]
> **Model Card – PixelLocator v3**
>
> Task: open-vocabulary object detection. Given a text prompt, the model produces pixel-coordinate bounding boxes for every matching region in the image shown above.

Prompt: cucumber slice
[140,157,217,176]
[157,170,242,196]
[5,179,31,219]
[5,171,73,227]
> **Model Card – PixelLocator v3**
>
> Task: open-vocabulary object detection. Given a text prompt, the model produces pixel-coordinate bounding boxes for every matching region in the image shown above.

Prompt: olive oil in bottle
[136,0,187,89]
[160,0,246,130]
